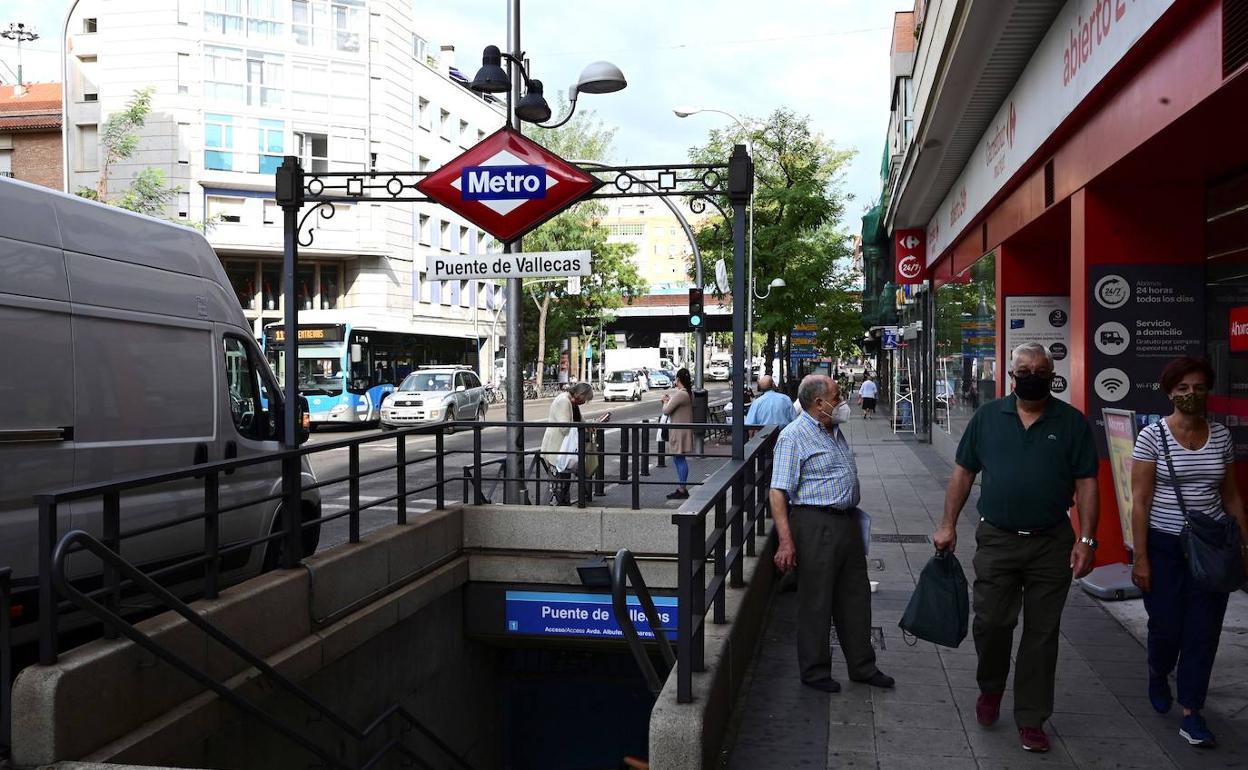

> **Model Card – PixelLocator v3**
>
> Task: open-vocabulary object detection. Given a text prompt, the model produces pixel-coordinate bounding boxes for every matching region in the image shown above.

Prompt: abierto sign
[425,250,591,280]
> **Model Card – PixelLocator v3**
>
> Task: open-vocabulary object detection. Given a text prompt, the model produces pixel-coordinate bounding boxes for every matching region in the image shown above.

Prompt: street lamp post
[469,0,627,502]
[673,106,757,384]
[1,23,39,87]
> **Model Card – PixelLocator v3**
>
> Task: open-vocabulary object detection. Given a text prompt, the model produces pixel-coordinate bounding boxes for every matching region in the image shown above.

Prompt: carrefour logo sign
[461,165,547,201]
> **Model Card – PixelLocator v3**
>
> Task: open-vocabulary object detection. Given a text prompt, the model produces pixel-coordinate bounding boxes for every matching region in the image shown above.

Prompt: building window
[177,123,191,164]
[247,0,285,40]
[82,17,98,33]
[418,214,431,245]
[296,131,328,172]
[439,109,451,141]
[292,0,362,52]
[263,199,278,224]
[319,263,341,309]
[205,0,244,36]
[247,51,284,107]
[204,113,235,171]
[177,53,191,95]
[459,226,470,254]
[418,98,431,131]
[330,61,366,115]
[205,46,245,103]
[418,155,431,172]
[78,56,98,102]
[207,195,246,223]
[439,220,450,250]
[458,119,469,146]
[413,34,428,62]
[177,191,191,219]
[226,262,258,310]
[257,119,285,174]
[0,149,12,178]
[332,0,363,52]
[77,125,99,172]
[477,129,485,143]
[292,59,329,113]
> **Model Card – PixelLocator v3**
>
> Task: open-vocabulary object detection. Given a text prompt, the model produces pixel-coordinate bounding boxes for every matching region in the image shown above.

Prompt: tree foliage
[516,104,646,384]
[687,108,859,377]
[75,86,213,231]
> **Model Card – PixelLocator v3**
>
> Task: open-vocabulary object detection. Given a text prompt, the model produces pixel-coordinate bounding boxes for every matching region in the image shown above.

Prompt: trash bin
[691,387,709,425]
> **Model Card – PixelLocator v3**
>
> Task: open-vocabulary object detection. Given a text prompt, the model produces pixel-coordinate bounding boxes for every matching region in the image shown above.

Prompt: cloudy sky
[2,0,905,228]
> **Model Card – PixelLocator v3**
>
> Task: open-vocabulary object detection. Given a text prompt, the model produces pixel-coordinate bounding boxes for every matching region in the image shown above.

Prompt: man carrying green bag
[900,551,969,648]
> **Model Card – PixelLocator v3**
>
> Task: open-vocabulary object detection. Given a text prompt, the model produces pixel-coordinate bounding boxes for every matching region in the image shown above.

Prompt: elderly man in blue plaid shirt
[770,374,893,693]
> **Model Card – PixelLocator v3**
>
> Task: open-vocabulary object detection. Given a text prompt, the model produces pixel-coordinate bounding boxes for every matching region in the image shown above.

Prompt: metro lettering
[461,164,547,201]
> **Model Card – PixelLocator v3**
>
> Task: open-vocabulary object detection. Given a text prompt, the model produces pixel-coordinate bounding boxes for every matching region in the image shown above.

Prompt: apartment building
[0,82,62,188]
[63,0,506,367]
[603,198,696,291]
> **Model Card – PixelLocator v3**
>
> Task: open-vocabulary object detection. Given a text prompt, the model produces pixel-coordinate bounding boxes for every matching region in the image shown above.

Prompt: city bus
[262,321,480,429]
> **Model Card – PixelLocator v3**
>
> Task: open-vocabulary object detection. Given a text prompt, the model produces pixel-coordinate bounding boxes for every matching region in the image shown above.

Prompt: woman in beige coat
[662,368,695,499]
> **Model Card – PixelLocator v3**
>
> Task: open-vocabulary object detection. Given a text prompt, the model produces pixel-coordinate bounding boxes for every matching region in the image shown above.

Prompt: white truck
[604,347,663,375]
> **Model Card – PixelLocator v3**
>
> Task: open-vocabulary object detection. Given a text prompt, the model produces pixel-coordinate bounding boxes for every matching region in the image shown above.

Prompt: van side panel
[53,195,204,277]
[0,235,70,302]
[65,250,209,320]
[0,177,62,250]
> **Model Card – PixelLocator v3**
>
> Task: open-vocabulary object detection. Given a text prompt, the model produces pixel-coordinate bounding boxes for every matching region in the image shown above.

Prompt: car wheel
[477,404,487,421]
[444,406,456,434]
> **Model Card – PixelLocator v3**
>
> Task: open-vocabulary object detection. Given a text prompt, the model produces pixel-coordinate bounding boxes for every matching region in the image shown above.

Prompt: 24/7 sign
[417,128,602,243]
[895,228,927,285]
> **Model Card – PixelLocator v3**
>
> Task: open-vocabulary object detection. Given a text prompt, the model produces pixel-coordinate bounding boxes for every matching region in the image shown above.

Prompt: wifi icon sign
[1095,368,1131,403]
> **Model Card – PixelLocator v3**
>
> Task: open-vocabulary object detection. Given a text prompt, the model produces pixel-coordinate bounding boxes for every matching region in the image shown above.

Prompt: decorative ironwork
[296,201,337,247]
[577,162,730,200]
[688,194,729,222]
[303,170,434,203]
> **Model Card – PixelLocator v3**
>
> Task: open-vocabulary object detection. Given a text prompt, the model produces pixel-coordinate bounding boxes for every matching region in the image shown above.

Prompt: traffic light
[688,287,704,329]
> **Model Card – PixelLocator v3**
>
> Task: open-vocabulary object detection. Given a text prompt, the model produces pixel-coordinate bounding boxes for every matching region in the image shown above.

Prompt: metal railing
[1,566,11,755]
[611,549,675,695]
[49,529,472,770]
[31,418,728,665]
[672,425,778,703]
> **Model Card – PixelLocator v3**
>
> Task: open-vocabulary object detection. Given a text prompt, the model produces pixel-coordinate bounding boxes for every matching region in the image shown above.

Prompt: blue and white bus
[262,321,480,429]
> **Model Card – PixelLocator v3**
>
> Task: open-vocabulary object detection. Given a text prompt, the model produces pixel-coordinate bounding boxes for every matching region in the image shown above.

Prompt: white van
[0,177,319,641]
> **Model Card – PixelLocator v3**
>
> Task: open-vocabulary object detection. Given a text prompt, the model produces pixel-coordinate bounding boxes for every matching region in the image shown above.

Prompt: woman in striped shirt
[1130,356,1248,748]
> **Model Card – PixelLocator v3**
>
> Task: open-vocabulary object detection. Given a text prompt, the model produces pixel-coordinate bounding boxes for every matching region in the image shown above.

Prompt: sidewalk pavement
[726,410,1248,769]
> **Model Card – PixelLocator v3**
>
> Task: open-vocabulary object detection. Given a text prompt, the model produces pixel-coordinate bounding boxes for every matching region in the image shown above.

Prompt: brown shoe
[1019,727,1050,753]
[976,692,1002,727]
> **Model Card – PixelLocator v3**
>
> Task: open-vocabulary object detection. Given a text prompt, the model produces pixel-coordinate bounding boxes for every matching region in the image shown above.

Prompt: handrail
[1,566,11,752]
[611,549,676,695]
[49,530,475,770]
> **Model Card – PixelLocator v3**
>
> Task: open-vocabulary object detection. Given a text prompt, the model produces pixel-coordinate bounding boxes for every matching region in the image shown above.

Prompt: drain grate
[872,533,930,544]
[829,625,887,651]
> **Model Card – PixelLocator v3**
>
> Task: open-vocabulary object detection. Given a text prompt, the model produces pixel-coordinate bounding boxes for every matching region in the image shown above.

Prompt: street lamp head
[769,278,786,289]
[672,106,702,118]
[516,79,552,123]
[470,45,510,94]
[574,60,627,94]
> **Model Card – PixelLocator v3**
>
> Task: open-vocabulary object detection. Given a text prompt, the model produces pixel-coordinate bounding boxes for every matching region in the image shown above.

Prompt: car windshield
[609,371,636,383]
[399,372,453,392]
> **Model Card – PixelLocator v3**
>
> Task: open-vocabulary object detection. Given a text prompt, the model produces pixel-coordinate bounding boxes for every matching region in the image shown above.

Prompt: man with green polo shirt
[934,342,1099,755]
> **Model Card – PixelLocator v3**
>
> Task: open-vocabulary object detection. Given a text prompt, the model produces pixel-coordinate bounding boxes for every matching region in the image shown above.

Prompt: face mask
[1172,392,1208,415]
[1013,372,1051,401]
[828,401,851,424]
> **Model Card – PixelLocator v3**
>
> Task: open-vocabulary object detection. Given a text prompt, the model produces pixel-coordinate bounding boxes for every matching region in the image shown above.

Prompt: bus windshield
[399,372,453,392]
[268,346,346,396]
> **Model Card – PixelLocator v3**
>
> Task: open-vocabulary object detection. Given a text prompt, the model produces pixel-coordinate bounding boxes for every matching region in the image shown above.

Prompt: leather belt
[980,517,1061,537]
[797,504,853,514]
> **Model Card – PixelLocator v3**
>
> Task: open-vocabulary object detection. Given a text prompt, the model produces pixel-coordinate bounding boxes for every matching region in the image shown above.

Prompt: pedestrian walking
[770,374,893,693]
[934,342,1099,753]
[662,368,694,499]
[1129,356,1248,748]
[858,375,878,419]
[745,375,798,427]
[541,381,600,505]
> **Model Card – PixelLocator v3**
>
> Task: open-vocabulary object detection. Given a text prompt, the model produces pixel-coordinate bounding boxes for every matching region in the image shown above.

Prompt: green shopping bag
[899,551,969,648]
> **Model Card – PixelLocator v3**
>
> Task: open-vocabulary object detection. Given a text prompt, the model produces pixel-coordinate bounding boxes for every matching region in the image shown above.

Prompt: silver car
[380,366,487,429]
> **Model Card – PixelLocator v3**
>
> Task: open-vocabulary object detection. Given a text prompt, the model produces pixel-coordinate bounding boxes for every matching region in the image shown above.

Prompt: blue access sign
[504,590,677,640]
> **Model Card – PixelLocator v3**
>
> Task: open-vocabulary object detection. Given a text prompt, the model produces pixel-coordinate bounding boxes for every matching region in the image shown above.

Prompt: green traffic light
[690,315,702,327]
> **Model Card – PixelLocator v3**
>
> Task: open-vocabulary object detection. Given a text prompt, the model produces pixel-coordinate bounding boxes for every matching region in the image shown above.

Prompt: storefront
[894,0,1248,565]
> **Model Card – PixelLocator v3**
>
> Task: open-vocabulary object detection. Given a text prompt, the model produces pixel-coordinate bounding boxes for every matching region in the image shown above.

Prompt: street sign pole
[728,144,753,460]
[503,0,525,504]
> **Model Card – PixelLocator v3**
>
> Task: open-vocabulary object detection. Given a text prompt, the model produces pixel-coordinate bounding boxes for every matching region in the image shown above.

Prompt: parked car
[649,370,672,389]
[0,176,320,645]
[707,362,730,381]
[604,370,644,401]
[381,366,486,429]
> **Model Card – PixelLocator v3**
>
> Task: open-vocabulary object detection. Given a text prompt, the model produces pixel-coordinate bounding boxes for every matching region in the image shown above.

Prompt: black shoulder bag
[1159,424,1245,593]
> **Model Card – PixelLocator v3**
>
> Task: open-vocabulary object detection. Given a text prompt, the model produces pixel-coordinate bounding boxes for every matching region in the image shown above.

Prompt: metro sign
[417,128,602,244]
[894,228,927,285]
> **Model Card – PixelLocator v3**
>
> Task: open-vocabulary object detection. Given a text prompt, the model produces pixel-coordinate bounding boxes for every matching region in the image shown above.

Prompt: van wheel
[262,504,321,572]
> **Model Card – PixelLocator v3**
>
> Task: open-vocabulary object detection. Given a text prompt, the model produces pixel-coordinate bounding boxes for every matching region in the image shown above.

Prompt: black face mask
[1013,372,1051,401]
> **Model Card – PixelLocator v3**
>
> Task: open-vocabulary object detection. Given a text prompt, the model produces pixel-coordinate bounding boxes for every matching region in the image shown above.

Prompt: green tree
[519,103,646,387]
[687,108,858,379]
[75,86,212,230]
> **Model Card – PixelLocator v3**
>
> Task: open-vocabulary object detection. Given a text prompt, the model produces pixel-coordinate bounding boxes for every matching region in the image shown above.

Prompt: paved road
[304,385,734,550]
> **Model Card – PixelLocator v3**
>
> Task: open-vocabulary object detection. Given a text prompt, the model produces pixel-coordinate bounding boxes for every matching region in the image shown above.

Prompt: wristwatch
[1079,536,1098,549]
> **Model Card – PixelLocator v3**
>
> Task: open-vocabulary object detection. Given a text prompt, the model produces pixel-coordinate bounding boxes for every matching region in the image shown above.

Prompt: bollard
[640,420,651,477]
[619,426,630,482]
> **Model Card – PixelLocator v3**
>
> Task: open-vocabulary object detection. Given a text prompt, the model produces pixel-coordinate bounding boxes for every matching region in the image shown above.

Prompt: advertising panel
[1087,265,1204,455]
[1004,296,1071,403]
[895,229,927,285]
[1102,408,1139,552]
